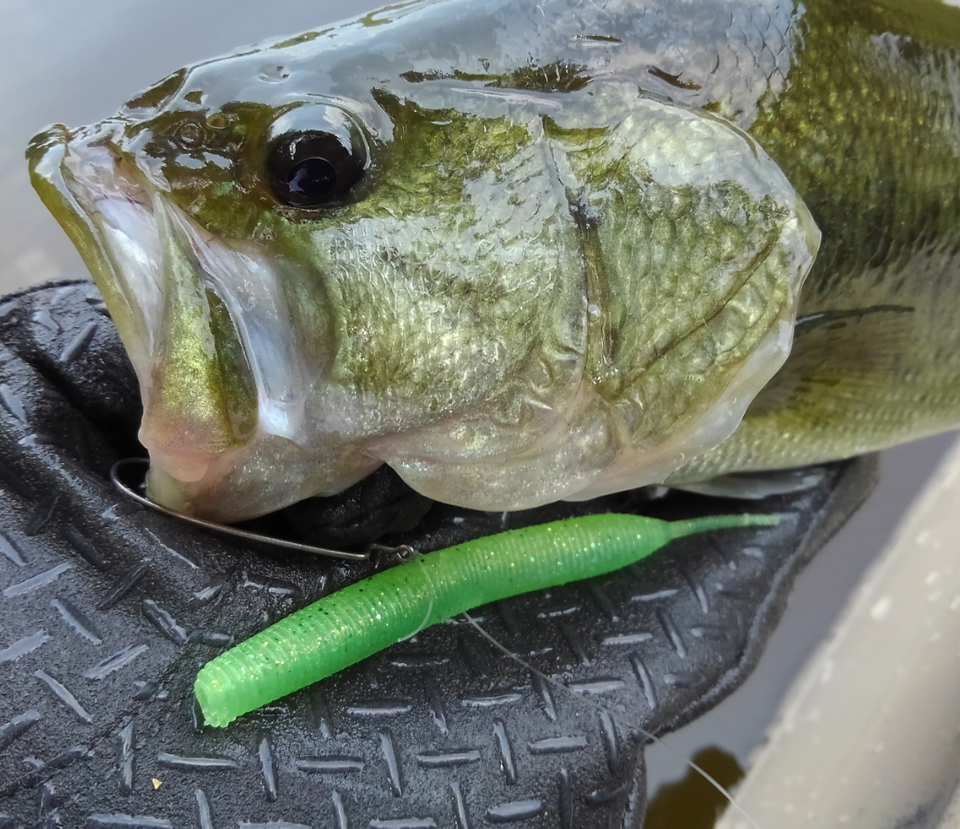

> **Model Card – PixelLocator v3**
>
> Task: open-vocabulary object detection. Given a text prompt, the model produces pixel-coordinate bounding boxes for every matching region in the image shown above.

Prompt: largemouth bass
[26,0,960,522]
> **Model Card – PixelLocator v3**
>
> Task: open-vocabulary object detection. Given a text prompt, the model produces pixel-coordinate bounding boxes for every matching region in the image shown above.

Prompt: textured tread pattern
[0,282,877,827]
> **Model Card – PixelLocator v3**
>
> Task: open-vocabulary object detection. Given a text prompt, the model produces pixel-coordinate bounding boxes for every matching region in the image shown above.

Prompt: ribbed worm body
[195,512,777,727]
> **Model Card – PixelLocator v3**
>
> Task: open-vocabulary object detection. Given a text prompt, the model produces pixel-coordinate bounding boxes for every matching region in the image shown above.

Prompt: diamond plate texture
[0,282,876,827]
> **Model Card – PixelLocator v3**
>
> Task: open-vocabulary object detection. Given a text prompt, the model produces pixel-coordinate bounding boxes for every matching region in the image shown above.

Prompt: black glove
[0,280,876,827]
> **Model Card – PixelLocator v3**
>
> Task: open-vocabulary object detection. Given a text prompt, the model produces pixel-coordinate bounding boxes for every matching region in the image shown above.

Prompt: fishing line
[396,597,434,642]
[462,611,766,829]
[110,457,416,562]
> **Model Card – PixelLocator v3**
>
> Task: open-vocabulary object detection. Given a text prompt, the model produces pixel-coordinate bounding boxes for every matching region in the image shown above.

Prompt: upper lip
[27,123,156,372]
[58,127,166,368]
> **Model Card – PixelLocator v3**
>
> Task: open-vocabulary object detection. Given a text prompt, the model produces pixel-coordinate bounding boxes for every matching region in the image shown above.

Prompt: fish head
[26,25,818,521]
[28,57,390,519]
[25,45,590,521]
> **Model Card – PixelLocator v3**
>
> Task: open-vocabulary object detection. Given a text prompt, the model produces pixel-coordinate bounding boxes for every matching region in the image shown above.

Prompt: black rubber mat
[0,281,877,828]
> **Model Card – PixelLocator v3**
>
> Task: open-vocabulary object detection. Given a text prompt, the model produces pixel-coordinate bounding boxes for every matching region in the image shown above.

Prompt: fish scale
[25,0,960,515]
[673,0,960,484]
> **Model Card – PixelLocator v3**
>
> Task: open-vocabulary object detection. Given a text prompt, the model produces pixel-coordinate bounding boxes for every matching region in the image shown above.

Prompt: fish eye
[263,103,369,209]
[266,130,364,208]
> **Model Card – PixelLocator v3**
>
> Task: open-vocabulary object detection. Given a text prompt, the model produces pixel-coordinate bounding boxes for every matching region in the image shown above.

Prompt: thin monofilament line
[398,595,434,642]
[462,611,767,829]
[397,556,437,642]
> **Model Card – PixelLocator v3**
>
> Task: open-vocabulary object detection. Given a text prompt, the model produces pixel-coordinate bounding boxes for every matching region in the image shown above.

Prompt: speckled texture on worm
[195,512,777,726]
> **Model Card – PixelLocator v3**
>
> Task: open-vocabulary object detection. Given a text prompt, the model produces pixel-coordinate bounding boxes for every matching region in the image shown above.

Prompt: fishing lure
[195,511,778,727]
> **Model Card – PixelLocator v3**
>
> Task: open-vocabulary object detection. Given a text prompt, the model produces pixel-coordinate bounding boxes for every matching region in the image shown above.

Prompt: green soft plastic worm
[195,512,778,727]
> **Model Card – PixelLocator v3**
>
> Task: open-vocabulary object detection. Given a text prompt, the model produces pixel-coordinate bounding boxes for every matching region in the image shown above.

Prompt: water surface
[0,0,386,294]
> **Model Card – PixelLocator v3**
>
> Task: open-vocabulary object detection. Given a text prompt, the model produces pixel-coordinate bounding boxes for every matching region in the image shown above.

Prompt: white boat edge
[717,431,960,829]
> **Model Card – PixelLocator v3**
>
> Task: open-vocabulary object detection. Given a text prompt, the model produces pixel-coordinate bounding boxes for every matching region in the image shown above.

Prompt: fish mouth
[27,122,318,520]
[28,123,157,373]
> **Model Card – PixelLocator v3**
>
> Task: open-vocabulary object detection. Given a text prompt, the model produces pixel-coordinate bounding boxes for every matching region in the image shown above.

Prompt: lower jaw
[152,453,214,484]
[145,460,219,520]
[143,444,249,520]
[140,436,380,524]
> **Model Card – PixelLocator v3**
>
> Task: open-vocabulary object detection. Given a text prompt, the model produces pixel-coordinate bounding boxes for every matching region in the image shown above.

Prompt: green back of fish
[673,0,960,481]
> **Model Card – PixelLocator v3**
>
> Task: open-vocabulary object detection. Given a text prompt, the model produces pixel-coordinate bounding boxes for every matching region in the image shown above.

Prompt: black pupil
[268,129,363,208]
[287,157,337,201]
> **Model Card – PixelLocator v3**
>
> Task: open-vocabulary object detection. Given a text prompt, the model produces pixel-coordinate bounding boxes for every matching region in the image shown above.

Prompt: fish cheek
[205,288,258,443]
[293,102,583,440]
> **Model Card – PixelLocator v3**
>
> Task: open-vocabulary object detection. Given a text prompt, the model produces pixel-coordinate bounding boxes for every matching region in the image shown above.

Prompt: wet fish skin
[672,0,960,484]
[25,0,960,519]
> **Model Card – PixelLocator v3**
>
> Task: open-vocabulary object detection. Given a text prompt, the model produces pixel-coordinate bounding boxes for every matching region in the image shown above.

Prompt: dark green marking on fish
[194,511,778,727]
[672,0,960,482]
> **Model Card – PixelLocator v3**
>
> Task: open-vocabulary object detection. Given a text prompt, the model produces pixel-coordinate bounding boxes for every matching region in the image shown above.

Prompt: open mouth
[66,129,165,367]
[27,121,318,520]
